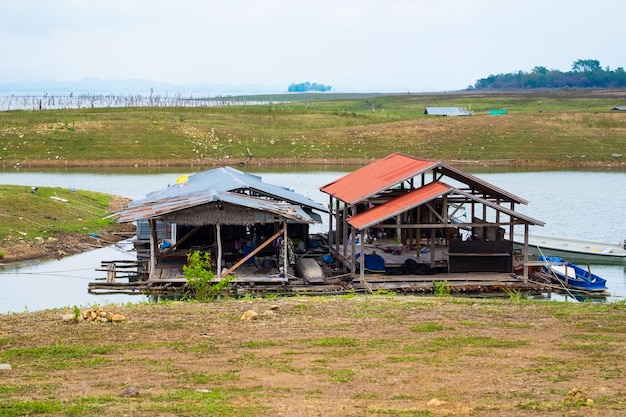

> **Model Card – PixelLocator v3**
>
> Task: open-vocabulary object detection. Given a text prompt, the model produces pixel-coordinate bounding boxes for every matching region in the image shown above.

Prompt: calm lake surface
[1,168,625,313]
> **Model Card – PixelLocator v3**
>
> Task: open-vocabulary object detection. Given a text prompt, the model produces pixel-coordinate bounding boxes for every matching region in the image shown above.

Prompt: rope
[534,245,579,301]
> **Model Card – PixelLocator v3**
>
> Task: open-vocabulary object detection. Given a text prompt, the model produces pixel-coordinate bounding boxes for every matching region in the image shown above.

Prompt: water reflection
[0,240,149,314]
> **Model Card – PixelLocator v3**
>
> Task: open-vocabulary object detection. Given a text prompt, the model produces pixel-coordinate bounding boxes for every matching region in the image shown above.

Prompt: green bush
[432,280,451,297]
[183,251,232,301]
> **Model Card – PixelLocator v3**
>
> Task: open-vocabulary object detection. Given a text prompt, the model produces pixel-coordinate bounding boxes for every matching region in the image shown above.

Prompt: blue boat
[539,256,608,291]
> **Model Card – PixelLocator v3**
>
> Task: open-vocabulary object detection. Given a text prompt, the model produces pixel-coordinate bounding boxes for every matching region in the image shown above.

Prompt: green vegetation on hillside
[0,185,118,245]
[0,90,625,168]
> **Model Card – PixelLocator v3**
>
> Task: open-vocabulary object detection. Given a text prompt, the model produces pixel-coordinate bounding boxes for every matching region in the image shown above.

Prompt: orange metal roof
[348,181,451,230]
[347,181,544,231]
[319,153,439,205]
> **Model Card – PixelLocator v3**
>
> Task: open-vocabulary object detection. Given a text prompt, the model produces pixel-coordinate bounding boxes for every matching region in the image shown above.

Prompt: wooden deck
[88,257,553,297]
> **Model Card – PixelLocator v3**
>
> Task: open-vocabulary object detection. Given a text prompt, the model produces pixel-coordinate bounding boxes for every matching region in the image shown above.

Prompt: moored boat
[295,257,326,285]
[539,256,608,291]
[511,234,626,265]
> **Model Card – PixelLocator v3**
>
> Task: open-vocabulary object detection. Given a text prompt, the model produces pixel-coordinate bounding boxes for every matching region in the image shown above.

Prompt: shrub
[183,251,232,301]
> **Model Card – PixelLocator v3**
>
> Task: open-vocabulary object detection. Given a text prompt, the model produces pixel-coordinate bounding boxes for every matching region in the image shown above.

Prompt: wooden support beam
[364,222,525,229]
[164,225,202,252]
[282,223,288,277]
[220,228,284,278]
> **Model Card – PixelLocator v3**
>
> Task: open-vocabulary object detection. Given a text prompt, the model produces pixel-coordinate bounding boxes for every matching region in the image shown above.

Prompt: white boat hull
[511,234,626,265]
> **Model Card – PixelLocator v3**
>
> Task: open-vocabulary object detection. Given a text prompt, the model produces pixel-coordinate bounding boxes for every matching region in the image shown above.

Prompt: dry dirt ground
[1,297,625,416]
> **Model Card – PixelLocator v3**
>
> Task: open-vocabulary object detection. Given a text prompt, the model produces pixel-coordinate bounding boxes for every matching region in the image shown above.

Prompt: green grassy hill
[1,89,625,168]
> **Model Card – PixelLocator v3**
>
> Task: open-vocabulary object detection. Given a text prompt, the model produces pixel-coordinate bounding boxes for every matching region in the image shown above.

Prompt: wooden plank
[449,253,510,257]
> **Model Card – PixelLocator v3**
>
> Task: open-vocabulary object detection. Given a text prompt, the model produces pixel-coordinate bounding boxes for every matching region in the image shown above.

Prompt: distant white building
[424,107,473,116]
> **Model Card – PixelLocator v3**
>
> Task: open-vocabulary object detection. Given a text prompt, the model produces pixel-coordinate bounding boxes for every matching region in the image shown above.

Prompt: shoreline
[3,157,625,170]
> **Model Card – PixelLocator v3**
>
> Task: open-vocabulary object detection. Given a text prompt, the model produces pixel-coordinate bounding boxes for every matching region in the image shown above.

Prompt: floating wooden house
[113,166,327,281]
[319,153,545,283]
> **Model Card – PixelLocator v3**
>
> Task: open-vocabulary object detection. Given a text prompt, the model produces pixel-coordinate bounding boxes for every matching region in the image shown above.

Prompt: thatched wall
[167,203,277,226]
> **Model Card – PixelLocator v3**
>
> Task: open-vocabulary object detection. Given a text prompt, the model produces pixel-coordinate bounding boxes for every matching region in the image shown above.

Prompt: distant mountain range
[0,78,286,96]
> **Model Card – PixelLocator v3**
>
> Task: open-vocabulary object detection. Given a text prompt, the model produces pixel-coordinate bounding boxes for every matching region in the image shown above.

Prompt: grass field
[0,185,129,261]
[0,185,115,240]
[1,89,625,168]
[1,296,625,416]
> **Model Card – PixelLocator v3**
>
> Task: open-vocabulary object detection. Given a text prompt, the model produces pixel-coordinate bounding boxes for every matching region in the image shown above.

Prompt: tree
[571,59,601,73]
[472,58,626,89]
[288,82,332,92]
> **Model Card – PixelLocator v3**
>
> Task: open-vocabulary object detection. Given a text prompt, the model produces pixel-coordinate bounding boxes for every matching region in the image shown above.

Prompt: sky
[1,0,625,93]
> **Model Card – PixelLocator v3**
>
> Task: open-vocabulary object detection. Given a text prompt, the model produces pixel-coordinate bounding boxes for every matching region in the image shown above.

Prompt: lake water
[1,168,625,313]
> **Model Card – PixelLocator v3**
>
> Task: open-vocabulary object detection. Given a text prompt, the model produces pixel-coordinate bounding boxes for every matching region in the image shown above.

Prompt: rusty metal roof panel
[348,182,452,230]
[117,193,215,222]
[135,166,327,213]
[116,190,317,224]
[320,153,439,205]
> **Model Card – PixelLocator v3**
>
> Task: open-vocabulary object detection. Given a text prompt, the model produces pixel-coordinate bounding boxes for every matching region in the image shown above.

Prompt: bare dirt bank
[0,223,135,264]
[1,297,625,416]
[0,196,135,265]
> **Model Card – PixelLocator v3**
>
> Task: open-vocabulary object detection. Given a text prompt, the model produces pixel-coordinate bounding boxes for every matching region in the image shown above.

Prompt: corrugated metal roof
[348,182,451,230]
[319,153,439,205]
[347,181,543,231]
[424,107,473,116]
[117,189,316,224]
[319,153,528,205]
[133,166,327,213]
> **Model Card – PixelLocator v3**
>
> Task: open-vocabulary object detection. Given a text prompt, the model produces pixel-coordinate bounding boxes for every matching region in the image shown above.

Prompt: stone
[119,386,139,397]
[110,313,126,322]
[240,310,258,320]
[61,314,76,322]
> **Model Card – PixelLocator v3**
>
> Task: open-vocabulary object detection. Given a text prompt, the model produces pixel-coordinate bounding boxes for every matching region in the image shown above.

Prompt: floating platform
[89,259,552,297]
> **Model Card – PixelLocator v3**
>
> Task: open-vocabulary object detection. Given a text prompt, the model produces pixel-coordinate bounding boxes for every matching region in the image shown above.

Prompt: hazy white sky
[1,0,624,92]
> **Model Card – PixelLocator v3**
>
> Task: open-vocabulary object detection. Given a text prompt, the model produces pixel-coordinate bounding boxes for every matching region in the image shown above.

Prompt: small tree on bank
[183,251,232,301]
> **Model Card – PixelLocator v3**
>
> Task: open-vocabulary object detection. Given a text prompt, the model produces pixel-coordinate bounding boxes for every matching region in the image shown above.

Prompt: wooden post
[522,223,529,281]
[149,219,157,278]
[106,263,116,283]
[359,229,372,293]
[216,223,222,276]
[509,202,515,243]
[351,226,356,274]
[396,214,401,246]
[342,205,349,269]
[283,222,289,277]
[328,195,334,247]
